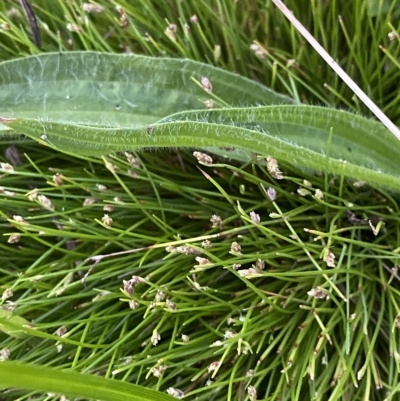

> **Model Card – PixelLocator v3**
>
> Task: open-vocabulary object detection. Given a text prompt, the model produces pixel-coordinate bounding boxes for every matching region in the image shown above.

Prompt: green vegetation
[0,1,399,400]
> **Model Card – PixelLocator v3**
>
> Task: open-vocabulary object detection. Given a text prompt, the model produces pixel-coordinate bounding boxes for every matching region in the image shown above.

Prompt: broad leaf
[0,52,399,191]
[0,51,292,128]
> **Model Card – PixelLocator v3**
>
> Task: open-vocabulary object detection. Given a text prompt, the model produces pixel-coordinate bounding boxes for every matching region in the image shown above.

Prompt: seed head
[116,6,129,28]
[190,15,199,24]
[210,214,222,229]
[8,233,21,244]
[208,360,222,373]
[103,204,114,212]
[166,298,176,311]
[204,99,215,109]
[13,215,27,224]
[0,163,14,172]
[230,241,242,254]
[201,76,213,93]
[124,152,140,168]
[176,245,202,255]
[0,23,11,31]
[6,8,20,19]
[52,173,63,186]
[255,259,265,270]
[202,239,212,249]
[297,188,311,196]
[193,151,213,165]
[267,156,283,179]
[151,364,167,378]
[101,214,113,228]
[224,330,237,339]
[1,288,13,301]
[123,280,134,297]
[132,275,144,285]
[56,326,67,337]
[266,187,276,201]
[83,3,104,13]
[195,256,210,265]
[151,329,161,346]
[83,197,96,206]
[166,388,184,399]
[0,348,10,361]
[165,23,178,42]
[155,290,166,302]
[66,23,82,33]
[238,268,261,278]
[250,211,260,224]
[314,189,324,200]
[307,287,327,299]
[129,300,139,309]
[27,188,38,201]
[353,181,366,188]
[323,248,336,267]
[96,184,108,191]
[247,385,257,401]
[38,195,55,211]
[250,41,268,58]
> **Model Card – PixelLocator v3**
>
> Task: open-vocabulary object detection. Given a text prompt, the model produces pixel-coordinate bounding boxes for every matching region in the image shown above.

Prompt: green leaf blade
[1,52,399,191]
[0,51,293,129]
[4,111,400,191]
[0,361,175,401]
[166,105,400,177]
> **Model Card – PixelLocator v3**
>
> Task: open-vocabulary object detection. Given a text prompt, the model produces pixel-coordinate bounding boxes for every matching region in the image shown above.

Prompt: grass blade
[0,361,174,401]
